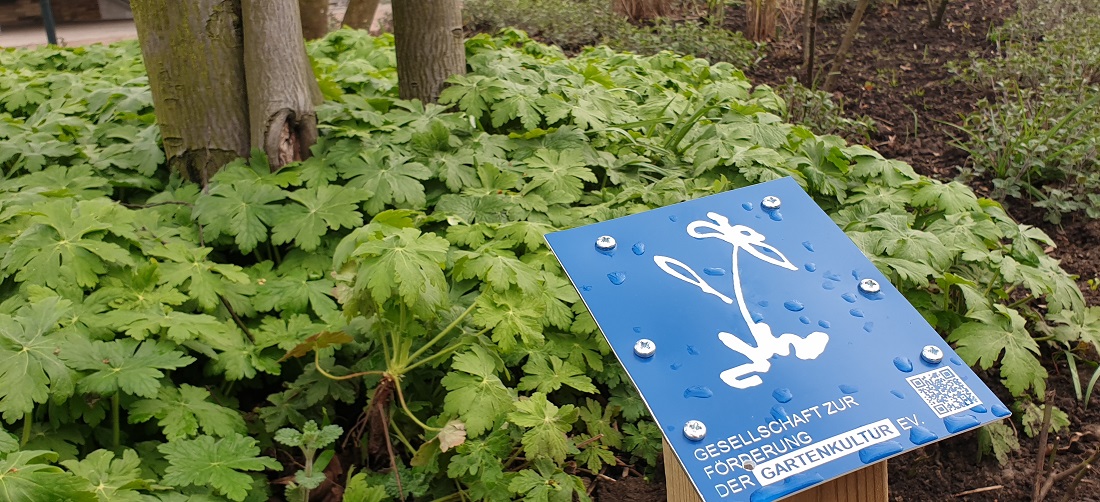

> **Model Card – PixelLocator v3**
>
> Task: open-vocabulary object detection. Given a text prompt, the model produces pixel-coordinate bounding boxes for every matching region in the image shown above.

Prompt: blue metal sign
[545,177,1008,501]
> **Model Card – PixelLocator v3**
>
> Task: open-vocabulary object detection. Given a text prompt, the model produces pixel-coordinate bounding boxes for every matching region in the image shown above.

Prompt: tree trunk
[746,0,778,42]
[930,0,950,28]
[342,0,379,30]
[133,0,322,183]
[613,0,669,22]
[131,0,250,184]
[298,0,330,39]
[243,0,323,168]
[392,0,466,104]
[821,0,871,92]
[802,0,819,85]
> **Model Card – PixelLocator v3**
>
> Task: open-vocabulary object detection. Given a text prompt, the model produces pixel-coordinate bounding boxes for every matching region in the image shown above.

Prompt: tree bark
[342,0,379,30]
[298,0,330,39]
[392,0,466,104]
[802,0,819,85]
[821,0,871,92]
[131,0,250,184]
[613,0,669,22]
[746,0,778,42]
[242,0,323,169]
[930,0,950,29]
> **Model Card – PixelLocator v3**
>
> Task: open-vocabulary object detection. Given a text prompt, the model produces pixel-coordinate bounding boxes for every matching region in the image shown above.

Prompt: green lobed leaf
[158,433,281,502]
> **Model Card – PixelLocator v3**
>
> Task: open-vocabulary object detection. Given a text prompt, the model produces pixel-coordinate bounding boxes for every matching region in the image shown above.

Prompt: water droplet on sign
[805,263,817,272]
[770,405,789,422]
[799,316,810,324]
[909,427,938,445]
[773,388,793,403]
[684,386,714,399]
[687,345,699,355]
[951,356,963,365]
[769,212,783,221]
[670,362,682,370]
[608,272,626,285]
[944,414,980,433]
[803,241,815,252]
[893,357,914,372]
[971,404,987,413]
[822,282,836,290]
[824,272,842,282]
[818,320,831,329]
[704,267,726,276]
[784,301,805,312]
[742,202,753,211]
[850,309,865,318]
[841,293,857,303]
[858,442,903,464]
[751,312,765,323]
[581,285,592,292]
[633,327,642,333]
[891,390,905,399]
[839,384,859,394]
[863,322,874,333]
[669,215,678,222]
[991,404,1011,417]
[632,242,645,255]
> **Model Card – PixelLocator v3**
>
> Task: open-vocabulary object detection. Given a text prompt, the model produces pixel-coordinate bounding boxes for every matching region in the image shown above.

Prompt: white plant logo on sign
[654,212,829,389]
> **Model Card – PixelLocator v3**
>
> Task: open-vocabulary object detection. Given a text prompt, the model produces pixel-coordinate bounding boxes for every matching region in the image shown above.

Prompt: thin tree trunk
[298,0,330,39]
[746,0,778,42]
[131,0,249,184]
[242,0,323,169]
[342,0,379,30]
[930,0,950,28]
[613,0,669,22]
[392,0,466,104]
[821,0,871,92]
[802,0,819,85]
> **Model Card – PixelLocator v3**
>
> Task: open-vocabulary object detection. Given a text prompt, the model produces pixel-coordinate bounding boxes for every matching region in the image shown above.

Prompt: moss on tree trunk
[131,0,249,184]
[132,0,322,184]
[392,0,465,104]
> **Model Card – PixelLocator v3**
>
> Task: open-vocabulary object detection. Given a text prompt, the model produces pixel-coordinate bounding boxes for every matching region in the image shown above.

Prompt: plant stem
[113,393,121,449]
[21,409,32,446]
[394,377,440,431]
[403,341,467,373]
[405,301,477,365]
[301,446,314,502]
[313,351,386,381]
[390,415,415,452]
[1033,390,1055,501]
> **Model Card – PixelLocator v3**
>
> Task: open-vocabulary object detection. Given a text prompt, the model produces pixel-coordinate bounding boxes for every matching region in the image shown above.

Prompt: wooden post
[663,440,888,501]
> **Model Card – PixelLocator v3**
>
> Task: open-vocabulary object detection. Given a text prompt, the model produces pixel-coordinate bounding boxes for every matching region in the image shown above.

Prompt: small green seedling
[275,420,344,502]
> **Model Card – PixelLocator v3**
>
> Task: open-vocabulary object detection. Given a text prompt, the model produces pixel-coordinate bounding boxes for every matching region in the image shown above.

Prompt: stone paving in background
[0,1,390,49]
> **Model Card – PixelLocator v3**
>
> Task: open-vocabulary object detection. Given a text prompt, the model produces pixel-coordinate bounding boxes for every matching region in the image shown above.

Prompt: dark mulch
[595,0,1100,499]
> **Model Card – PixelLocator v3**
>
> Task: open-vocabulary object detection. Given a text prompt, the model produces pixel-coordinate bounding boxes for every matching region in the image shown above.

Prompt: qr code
[906,367,982,418]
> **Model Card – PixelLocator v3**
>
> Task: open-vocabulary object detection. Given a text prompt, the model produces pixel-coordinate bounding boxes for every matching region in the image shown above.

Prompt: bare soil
[594,0,1100,499]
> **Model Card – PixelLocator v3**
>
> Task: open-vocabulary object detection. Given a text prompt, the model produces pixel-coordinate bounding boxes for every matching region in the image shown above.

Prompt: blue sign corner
[546,178,1009,501]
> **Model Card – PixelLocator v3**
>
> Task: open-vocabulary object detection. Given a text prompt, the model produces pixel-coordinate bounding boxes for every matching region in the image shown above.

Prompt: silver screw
[921,345,944,364]
[859,278,881,294]
[683,420,707,441]
[761,196,782,210]
[595,235,617,251]
[634,339,656,358]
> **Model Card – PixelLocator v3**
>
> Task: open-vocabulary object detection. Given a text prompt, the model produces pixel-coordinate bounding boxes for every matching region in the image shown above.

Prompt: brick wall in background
[1,0,106,26]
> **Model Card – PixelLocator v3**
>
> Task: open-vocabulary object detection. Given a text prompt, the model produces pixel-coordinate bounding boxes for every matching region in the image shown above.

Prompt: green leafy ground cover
[0,29,1096,500]
[952,0,1100,224]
